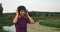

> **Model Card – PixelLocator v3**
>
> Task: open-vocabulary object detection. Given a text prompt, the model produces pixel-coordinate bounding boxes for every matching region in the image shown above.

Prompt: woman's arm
[26,10,35,24]
[13,9,18,24]
[27,15,35,24]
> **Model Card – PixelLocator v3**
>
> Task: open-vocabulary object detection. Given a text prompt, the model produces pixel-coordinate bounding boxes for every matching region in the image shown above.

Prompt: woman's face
[20,10,26,16]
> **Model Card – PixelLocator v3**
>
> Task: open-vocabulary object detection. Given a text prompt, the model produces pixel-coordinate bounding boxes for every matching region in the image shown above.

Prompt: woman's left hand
[26,10,29,16]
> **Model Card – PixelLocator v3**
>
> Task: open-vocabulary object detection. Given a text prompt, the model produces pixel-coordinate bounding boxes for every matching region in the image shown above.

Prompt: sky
[0,0,60,13]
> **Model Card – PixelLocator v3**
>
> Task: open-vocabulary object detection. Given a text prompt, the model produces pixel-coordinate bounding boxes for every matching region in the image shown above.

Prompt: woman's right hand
[16,9,18,16]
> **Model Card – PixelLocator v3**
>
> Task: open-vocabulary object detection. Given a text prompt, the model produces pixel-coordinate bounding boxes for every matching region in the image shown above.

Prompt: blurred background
[0,0,60,32]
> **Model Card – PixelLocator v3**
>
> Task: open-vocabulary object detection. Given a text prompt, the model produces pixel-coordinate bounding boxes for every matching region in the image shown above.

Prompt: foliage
[0,3,3,16]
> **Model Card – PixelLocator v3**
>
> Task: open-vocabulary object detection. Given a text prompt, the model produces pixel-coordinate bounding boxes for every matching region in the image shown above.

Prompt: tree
[0,3,3,16]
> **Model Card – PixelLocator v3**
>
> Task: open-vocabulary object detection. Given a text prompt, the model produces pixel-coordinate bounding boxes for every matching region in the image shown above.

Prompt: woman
[13,6,34,32]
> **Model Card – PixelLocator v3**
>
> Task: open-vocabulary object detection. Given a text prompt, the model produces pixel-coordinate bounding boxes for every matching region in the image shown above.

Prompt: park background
[0,0,60,32]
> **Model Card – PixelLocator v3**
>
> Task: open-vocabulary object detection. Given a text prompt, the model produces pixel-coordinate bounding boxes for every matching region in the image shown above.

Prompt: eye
[20,10,24,12]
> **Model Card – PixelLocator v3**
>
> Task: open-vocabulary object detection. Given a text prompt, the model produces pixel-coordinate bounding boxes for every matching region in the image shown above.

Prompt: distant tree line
[29,11,60,17]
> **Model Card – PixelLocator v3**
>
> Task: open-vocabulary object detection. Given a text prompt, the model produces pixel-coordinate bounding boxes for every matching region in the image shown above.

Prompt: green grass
[39,17,60,28]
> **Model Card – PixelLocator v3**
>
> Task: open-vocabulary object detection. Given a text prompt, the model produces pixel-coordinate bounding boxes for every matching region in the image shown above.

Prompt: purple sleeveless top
[15,17,30,32]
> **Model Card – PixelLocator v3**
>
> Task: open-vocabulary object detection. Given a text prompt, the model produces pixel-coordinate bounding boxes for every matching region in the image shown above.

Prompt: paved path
[27,22,60,32]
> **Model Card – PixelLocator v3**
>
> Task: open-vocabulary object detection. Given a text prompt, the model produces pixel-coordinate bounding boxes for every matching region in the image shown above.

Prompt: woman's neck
[18,15,27,18]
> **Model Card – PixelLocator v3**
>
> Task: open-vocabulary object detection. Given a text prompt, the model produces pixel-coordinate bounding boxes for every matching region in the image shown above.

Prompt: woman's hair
[17,6,27,15]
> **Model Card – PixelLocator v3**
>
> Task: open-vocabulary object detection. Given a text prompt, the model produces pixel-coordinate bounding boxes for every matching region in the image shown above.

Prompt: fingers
[16,9,18,15]
[16,9,18,13]
[26,10,29,12]
[26,10,29,16]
